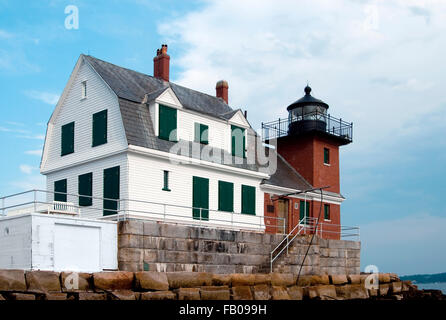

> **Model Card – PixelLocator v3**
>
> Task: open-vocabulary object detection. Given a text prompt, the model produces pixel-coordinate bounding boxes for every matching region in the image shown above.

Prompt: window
[324,204,330,220]
[231,125,246,158]
[241,185,256,215]
[78,173,93,206]
[92,110,108,147]
[159,104,177,141]
[194,123,209,144]
[162,170,171,191]
[81,81,87,99]
[267,205,275,213]
[103,166,120,216]
[324,147,330,164]
[54,179,67,202]
[218,181,234,212]
[61,122,74,156]
[299,200,310,222]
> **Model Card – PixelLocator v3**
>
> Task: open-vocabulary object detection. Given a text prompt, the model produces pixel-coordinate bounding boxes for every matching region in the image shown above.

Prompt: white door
[54,223,101,272]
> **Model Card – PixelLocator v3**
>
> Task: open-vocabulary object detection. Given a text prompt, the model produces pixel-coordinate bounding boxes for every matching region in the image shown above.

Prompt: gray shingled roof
[84,54,321,192]
[84,55,233,119]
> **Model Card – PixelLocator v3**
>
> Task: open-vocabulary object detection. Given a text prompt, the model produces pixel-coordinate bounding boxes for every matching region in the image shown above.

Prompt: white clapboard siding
[41,58,128,174]
[126,152,265,230]
[45,153,128,219]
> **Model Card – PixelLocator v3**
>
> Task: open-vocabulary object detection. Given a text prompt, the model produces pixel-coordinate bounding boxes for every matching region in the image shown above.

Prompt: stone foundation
[117,220,361,274]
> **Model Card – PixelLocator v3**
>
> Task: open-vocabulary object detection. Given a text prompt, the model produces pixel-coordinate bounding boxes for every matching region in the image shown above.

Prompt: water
[415,282,446,294]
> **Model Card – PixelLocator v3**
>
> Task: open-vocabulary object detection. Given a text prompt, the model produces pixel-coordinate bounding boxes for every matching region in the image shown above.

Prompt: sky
[0,0,445,276]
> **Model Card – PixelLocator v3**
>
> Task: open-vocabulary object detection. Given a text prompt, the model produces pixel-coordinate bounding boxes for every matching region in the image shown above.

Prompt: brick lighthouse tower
[262,85,352,239]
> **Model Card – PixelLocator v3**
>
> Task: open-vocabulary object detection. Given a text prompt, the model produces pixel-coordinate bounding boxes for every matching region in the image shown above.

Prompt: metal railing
[262,112,353,141]
[0,189,286,233]
[270,216,360,272]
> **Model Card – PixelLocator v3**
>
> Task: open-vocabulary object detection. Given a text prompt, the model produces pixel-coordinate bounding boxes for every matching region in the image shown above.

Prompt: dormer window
[194,123,208,144]
[81,80,87,99]
[231,125,245,158]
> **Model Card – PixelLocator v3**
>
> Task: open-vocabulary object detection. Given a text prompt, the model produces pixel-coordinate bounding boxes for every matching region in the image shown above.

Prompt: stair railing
[270,216,318,272]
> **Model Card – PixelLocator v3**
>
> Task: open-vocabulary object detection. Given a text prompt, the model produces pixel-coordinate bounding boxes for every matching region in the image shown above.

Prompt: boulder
[26,271,61,293]
[140,291,176,300]
[212,274,231,286]
[109,290,137,300]
[167,272,212,289]
[0,270,27,291]
[271,286,290,300]
[316,285,337,300]
[177,288,201,300]
[60,272,92,292]
[200,286,230,300]
[43,293,67,301]
[230,273,256,286]
[253,285,271,300]
[330,274,348,285]
[379,283,390,296]
[232,286,253,300]
[389,273,399,282]
[287,286,304,300]
[93,271,134,291]
[254,274,271,285]
[78,292,107,300]
[347,274,361,284]
[310,275,330,286]
[135,272,169,291]
[296,275,313,286]
[335,284,369,299]
[378,273,391,283]
[390,281,402,294]
[304,286,319,299]
[7,293,36,300]
[271,273,296,287]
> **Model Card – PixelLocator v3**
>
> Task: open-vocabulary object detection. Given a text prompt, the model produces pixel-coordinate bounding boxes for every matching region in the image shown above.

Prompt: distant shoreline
[400,272,446,284]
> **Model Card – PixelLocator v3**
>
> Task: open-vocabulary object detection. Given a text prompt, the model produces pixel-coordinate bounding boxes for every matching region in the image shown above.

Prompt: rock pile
[0,269,443,301]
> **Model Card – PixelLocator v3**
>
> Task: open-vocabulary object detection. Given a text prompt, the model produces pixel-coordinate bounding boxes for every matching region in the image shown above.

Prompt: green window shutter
[324,147,330,164]
[192,176,209,221]
[54,179,67,202]
[162,170,171,191]
[159,104,177,141]
[218,181,234,212]
[231,125,245,158]
[92,110,108,147]
[78,173,93,206]
[194,123,209,144]
[61,122,74,156]
[103,166,120,216]
[241,185,255,215]
[324,204,330,220]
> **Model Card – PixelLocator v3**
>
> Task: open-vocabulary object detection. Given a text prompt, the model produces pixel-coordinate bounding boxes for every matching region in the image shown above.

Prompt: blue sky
[1,0,445,276]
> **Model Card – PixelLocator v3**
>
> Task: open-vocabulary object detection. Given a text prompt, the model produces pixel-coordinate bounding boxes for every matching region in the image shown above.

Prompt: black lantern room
[287,85,329,136]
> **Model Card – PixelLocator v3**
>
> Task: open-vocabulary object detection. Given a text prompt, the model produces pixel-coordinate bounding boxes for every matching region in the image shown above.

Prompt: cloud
[24,90,60,105]
[25,149,43,156]
[10,174,45,192]
[17,134,45,140]
[19,164,35,174]
[0,29,13,39]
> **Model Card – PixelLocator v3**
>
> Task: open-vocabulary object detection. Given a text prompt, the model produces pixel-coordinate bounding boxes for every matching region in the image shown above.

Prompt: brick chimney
[216,80,229,104]
[153,44,170,82]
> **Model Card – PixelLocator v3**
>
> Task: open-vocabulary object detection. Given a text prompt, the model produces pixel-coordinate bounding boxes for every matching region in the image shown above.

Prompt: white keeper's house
[40,45,274,229]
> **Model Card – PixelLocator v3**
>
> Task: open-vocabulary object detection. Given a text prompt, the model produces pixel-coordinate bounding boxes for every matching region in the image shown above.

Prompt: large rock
[379,283,390,296]
[271,286,290,300]
[109,290,137,300]
[60,272,92,292]
[316,285,337,300]
[212,274,231,286]
[253,285,271,300]
[0,270,26,291]
[330,275,348,285]
[167,272,212,289]
[287,286,304,300]
[390,281,402,294]
[177,288,201,300]
[42,293,68,301]
[232,286,253,300]
[200,286,230,300]
[378,273,391,283]
[296,275,313,286]
[7,293,36,300]
[336,284,369,300]
[140,291,176,300]
[78,292,107,300]
[254,274,271,285]
[93,271,134,291]
[347,274,361,284]
[230,273,256,286]
[135,272,169,291]
[271,273,296,287]
[26,271,61,293]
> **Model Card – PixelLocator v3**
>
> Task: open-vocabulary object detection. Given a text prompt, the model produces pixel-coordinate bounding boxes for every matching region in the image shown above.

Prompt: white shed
[0,213,117,272]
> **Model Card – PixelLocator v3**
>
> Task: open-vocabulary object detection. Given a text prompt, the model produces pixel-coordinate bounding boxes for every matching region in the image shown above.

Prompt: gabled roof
[83,55,233,119]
